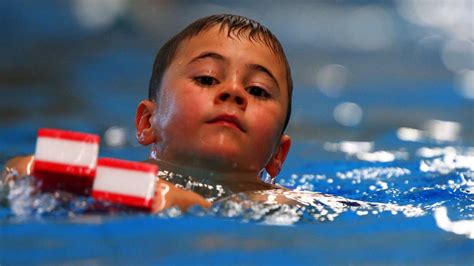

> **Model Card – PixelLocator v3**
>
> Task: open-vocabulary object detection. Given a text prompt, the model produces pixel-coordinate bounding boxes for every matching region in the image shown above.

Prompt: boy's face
[139,25,290,176]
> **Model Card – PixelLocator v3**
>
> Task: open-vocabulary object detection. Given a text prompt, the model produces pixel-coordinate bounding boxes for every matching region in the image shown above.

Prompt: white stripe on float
[93,166,155,199]
[35,137,99,167]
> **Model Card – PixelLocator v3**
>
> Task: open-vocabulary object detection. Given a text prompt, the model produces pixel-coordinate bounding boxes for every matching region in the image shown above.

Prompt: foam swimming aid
[33,128,158,211]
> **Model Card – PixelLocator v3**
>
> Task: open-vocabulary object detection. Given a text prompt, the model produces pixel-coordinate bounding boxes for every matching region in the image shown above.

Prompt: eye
[247,86,271,99]
[193,76,218,87]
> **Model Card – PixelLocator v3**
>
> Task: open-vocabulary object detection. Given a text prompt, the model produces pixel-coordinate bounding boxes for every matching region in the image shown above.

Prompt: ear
[136,100,158,146]
[265,134,291,178]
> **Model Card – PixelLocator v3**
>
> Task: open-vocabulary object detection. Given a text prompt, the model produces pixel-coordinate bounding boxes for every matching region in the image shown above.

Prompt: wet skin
[136,25,292,190]
[2,155,295,212]
[3,26,294,212]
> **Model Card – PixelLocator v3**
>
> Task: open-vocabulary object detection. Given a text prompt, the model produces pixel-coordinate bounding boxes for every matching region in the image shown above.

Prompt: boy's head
[136,14,293,178]
[148,14,293,131]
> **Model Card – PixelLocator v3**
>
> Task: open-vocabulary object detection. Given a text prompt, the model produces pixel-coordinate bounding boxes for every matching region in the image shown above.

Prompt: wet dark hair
[148,14,293,132]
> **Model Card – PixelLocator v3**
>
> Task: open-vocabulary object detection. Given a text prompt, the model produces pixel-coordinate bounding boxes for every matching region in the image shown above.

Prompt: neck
[147,151,276,193]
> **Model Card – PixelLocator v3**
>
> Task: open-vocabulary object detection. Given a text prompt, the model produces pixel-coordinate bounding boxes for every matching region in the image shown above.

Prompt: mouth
[206,114,246,132]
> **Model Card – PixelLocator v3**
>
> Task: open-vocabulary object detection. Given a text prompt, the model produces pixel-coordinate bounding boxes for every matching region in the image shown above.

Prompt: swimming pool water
[1,1,474,265]
[1,127,473,264]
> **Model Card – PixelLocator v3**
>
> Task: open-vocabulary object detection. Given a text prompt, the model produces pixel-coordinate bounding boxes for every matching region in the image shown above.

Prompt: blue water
[1,128,473,264]
[1,1,474,265]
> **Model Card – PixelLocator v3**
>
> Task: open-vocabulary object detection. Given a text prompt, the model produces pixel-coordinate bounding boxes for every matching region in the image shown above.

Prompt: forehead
[170,25,288,95]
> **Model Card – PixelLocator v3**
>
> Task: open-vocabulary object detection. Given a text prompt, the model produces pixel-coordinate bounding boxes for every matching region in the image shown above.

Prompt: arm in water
[2,155,211,212]
[2,155,34,182]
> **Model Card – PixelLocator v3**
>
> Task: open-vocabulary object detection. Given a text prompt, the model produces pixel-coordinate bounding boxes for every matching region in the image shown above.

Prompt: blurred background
[0,0,473,162]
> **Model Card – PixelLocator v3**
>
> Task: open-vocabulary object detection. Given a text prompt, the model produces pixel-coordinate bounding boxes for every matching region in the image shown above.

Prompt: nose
[214,87,248,110]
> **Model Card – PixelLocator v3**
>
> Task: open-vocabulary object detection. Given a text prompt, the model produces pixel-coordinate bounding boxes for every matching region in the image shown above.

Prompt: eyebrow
[246,63,280,90]
[188,51,280,90]
[189,52,225,64]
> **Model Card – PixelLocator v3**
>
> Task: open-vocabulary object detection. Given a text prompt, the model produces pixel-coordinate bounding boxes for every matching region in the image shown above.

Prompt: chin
[198,135,242,153]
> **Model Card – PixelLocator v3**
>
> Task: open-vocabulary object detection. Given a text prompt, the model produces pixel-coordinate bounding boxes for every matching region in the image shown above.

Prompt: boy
[4,14,296,212]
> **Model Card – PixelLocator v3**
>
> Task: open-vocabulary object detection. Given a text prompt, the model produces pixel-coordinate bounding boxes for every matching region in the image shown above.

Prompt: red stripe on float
[38,128,100,143]
[33,160,96,178]
[34,171,94,195]
[92,190,153,210]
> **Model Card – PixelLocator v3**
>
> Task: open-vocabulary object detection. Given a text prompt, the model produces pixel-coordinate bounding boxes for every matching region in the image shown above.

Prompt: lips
[207,114,246,132]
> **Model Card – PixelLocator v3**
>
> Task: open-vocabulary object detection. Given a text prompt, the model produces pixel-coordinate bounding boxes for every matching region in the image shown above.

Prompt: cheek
[255,102,284,133]
[154,86,207,135]
[154,94,181,134]
[249,105,285,151]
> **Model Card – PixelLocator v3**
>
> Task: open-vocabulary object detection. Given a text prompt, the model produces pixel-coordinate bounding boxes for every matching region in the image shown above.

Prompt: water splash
[196,189,426,226]
[420,152,474,174]
[1,147,473,237]
[4,175,92,219]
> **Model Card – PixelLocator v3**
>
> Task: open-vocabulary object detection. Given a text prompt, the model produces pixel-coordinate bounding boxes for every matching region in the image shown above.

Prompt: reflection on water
[314,64,348,97]
[103,126,129,147]
[323,141,408,162]
[333,102,363,127]
[396,119,463,143]
[455,69,474,99]
[73,0,128,30]
[2,136,473,241]
[434,207,474,239]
